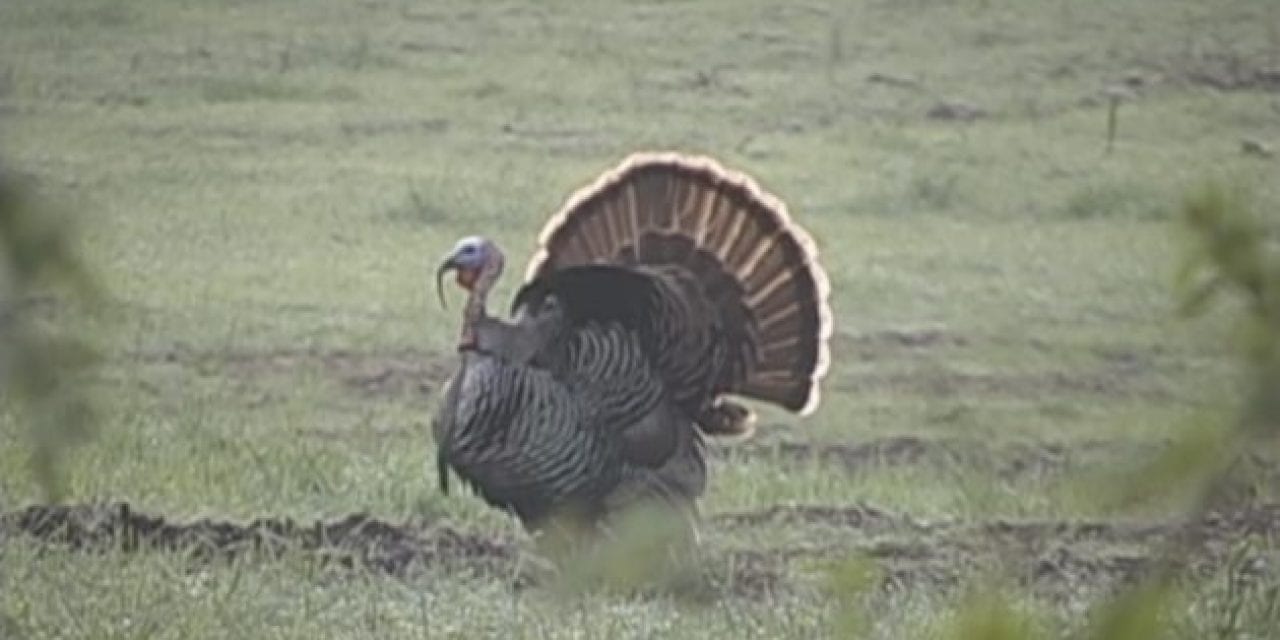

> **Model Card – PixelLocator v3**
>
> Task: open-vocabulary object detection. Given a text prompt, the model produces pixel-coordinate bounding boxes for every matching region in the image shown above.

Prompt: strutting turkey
[431,152,832,545]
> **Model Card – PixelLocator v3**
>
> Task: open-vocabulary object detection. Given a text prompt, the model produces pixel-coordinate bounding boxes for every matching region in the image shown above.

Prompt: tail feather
[525,152,832,423]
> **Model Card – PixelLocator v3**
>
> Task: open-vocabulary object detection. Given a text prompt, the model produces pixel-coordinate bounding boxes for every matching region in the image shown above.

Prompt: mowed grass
[2,0,1280,637]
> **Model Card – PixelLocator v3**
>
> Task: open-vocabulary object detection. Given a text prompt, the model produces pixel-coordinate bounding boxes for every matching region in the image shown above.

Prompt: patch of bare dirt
[831,327,970,360]
[333,351,453,398]
[713,502,1280,597]
[926,99,989,122]
[0,502,791,601]
[128,346,454,398]
[722,436,1153,481]
[714,502,931,533]
[829,330,1174,400]
[723,436,940,469]
[0,502,511,577]
[7,501,1278,602]
[339,117,450,138]
[1117,51,1280,94]
[942,507,1280,558]
[1183,58,1280,93]
[838,365,1170,400]
[1029,546,1155,594]
[687,550,790,601]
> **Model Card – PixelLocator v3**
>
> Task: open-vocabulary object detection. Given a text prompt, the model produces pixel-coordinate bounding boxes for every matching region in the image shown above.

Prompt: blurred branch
[1095,183,1279,636]
[1178,183,1280,438]
[0,165,103,502]
[820,181,1280,638]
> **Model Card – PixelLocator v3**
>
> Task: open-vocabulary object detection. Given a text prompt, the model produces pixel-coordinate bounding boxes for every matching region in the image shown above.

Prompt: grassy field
[2,0,1280,637]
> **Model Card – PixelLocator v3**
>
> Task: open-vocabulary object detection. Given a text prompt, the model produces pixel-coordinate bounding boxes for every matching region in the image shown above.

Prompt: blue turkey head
[436,235,502,307]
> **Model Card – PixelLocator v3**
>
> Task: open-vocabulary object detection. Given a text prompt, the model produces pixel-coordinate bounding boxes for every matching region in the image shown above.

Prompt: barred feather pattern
[555,324,662,431]
[637,266,730,420]
[437,355,617,525]
[512,265,732,436]
[435,322,700,529]
[523,152,834,433]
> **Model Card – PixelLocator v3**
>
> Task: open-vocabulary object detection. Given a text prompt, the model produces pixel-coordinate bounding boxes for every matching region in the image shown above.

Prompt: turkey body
[435,321,706,531]
[431,152,831,539]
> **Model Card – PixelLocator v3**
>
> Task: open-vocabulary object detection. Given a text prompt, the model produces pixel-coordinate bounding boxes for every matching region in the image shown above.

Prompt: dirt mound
[839,366,1167,399]
[0,502,511,577]
[1183,59,1280,93]
[6,501,1278,601]
[715,501,1280,551]
[834,327,970,356]
[714,502,931,533]
[128,346,454,399]
[723,436,1146,480]
[725,436,939,469]
[714,502,1280,598]
[0,502,791,600]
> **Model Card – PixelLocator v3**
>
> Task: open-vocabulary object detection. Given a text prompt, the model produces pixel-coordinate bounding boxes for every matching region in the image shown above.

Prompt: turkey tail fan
[524,152,833,422]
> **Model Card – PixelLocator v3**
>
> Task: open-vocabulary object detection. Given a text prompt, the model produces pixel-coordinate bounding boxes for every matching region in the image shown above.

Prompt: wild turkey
[431,152,832,543]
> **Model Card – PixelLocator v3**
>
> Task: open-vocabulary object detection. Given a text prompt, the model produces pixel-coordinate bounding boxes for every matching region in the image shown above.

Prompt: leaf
[823,555,881,637]
[947,594,1038,640]
[1088,583,1176,640]
[0,167,104,501]
[1107,419,1230,510]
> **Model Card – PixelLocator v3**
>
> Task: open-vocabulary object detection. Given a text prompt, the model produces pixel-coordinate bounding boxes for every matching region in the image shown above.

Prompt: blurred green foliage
[946,594,1039,640]
[1087,584,1175,640]
[816,182,1280,638]
[1179,184,1280,436]
[823,556,880,637]
[535,502,704,598]
[0,167,101,502]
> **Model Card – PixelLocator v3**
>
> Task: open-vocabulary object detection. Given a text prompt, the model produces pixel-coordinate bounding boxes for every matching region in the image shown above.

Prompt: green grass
[3,0,1280,637]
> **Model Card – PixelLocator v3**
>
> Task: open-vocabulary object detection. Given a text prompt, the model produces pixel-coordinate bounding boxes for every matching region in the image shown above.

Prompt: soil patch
[0,502,789,601]
[714,502,931,533]
[0,502,510,577]
[7,501,1278,601]
[828,328,1170,400]
[722,436,941,469]
[837,365,1169,399]
[1183,59,1280,93]
[831,327,970,361]
[714,502,1280,597]
[722,436,1154,481]
[128,346,454,398]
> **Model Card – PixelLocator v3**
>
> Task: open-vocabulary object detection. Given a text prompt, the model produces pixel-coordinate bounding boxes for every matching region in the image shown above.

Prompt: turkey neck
[460,249,505,350]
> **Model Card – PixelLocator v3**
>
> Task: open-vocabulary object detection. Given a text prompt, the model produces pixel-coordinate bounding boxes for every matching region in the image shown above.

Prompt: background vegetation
[1,0,1278,637]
